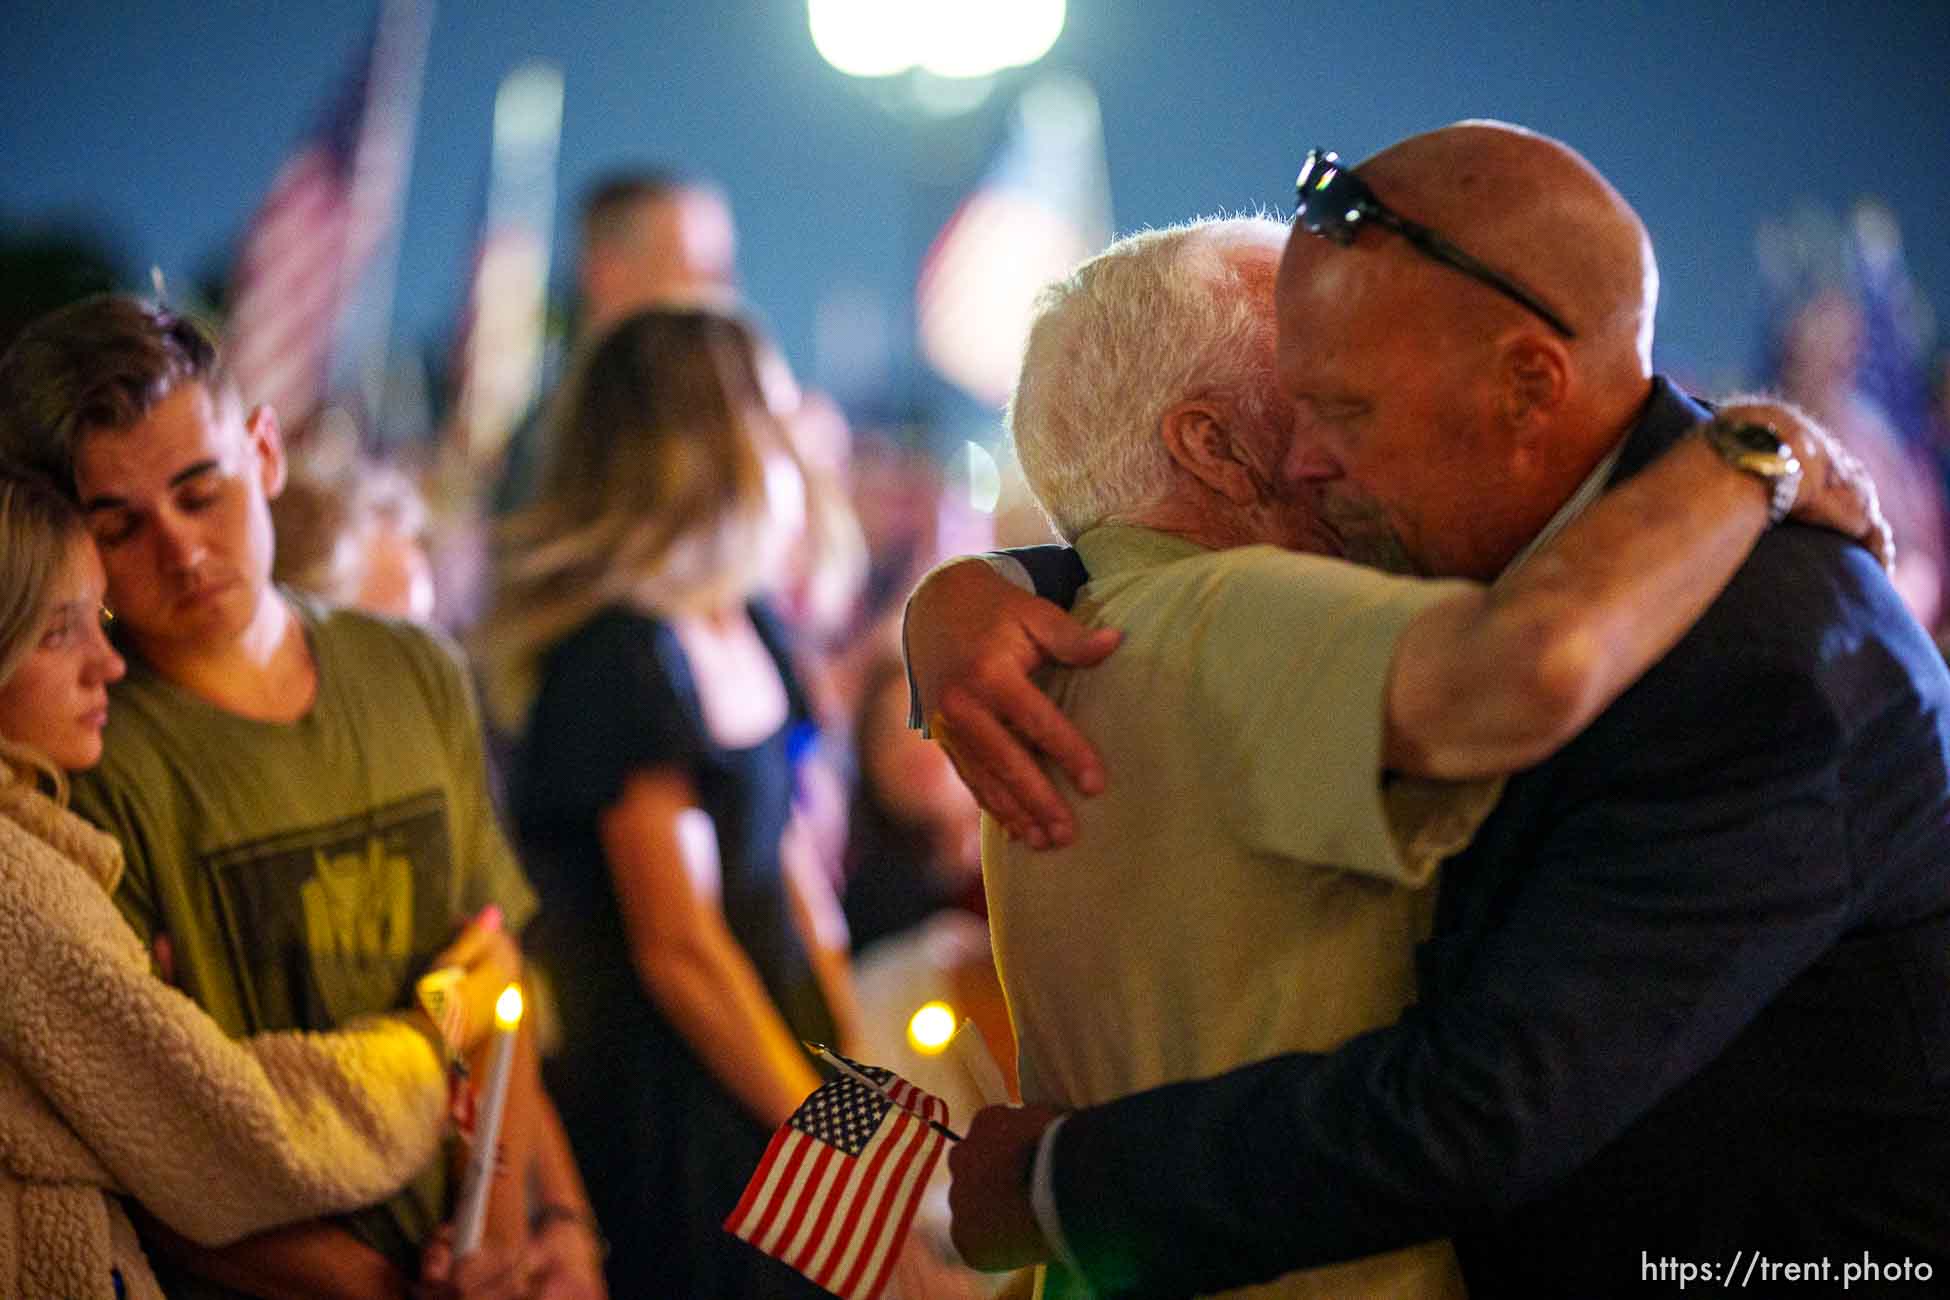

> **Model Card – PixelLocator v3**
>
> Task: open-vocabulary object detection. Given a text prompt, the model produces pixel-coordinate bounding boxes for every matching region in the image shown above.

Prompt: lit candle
[454,982,523,1256]
[907,1000,958,1055]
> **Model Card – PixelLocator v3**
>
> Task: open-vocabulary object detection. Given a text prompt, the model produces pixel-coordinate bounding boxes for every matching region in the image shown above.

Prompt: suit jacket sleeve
[1003,544,1091,608]
[903,546,1093,731]
[1050,533,1877,1295]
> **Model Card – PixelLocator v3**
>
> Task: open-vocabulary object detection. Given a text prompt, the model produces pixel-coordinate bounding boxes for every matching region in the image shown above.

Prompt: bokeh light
[494,983,525,1029]
[906,1000,958,1054]
[809,0,1065,80]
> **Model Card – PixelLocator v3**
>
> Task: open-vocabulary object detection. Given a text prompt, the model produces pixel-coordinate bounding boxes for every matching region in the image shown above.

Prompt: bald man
[920,122,1950,1296]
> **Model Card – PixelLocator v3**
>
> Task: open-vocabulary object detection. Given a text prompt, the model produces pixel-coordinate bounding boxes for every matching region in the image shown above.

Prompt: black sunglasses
[1294,148,1577,339]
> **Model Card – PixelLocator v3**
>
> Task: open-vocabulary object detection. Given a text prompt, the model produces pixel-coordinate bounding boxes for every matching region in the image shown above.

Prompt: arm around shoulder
[1386,410,1891,781]
[904,555,1118,845]
[1387,434,1788,779]
[0,868,447,1246]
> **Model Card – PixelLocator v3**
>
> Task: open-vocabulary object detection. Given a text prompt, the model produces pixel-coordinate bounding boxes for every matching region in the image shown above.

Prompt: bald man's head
[1276,121,1660,580]
[1360,120,1657,378]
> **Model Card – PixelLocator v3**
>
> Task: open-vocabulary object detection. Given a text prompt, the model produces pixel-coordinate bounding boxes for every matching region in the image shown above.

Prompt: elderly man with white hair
[970,215,1883,1298]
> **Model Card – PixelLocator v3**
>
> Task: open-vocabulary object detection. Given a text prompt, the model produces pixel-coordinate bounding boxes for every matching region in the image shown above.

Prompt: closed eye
[89,513,140,548]
[175,482,223,514]
[37,607,83,649]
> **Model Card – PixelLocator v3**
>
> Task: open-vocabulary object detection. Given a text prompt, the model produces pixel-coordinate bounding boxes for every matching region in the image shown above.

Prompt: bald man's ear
[1161,401,1260,506]
[1495,332,1570,438]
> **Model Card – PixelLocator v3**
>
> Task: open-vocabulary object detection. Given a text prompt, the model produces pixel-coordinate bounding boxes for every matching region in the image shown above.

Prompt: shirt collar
[1073,523,1212,580]
[1498,436,1628,580]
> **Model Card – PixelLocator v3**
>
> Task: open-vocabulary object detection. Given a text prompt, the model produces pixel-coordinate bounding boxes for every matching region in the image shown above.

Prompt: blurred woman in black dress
[483,307,862,1297]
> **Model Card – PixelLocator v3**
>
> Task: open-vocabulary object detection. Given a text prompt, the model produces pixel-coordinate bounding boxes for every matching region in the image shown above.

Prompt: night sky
[7,1,1948,437]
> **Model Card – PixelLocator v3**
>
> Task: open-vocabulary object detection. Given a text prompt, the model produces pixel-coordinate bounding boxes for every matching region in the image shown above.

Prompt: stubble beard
[1317,487,1420,576]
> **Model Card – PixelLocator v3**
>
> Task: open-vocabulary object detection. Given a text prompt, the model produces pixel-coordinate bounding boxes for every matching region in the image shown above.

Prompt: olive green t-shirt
[72,592,537,1293]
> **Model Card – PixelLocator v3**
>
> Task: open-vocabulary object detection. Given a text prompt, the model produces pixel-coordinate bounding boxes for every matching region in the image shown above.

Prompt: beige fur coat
[0,777,448,1299]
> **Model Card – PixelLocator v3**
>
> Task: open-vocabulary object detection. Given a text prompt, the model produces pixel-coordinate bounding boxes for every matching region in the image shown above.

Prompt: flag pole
[805,1042,962,1141]
[341,0,433,441]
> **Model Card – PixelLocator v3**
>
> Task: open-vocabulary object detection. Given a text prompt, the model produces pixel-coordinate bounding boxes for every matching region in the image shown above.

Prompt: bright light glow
[494,983,525,1030]
[907,1001,958,1054]
[809,0,918,77]
[493,63,563,154]
[809,0,1065,80]
[964,440,1001,513]
[919,0,1065,77]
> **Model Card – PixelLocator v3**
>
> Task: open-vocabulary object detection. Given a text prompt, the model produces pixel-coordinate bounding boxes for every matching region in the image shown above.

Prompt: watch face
[1726,422,1788,456]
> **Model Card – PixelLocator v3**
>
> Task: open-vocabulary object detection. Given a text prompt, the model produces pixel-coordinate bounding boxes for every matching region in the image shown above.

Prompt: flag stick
[804,1042,962,1141]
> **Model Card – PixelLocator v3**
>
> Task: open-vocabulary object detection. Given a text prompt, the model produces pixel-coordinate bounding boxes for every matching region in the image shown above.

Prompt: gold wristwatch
[1702,418,1802,525]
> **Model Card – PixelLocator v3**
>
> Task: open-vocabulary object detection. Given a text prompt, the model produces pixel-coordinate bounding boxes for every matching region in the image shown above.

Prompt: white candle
[948,1017,1011,1106]
[453,982,523,1256]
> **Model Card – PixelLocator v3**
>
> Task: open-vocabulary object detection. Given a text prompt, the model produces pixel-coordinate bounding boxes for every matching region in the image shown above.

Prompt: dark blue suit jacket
[1012,379,1950,1297]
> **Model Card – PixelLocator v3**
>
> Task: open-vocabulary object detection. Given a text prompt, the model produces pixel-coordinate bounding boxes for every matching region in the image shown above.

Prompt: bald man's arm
[904,554,1117,848]
[1384,401,1886,777]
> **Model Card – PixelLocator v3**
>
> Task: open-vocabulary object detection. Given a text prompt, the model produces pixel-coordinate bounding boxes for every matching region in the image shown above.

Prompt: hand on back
[908,561,1119,849]
[1720,399,1894,570]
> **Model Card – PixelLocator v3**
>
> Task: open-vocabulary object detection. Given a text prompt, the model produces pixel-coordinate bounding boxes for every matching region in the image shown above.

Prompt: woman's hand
[420,906,523,1053]
[414,1225,533,1300]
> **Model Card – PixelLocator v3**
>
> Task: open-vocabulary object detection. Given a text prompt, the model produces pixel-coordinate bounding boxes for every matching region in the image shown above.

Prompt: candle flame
[495,983,524,1029]
[907,1000,957,1054]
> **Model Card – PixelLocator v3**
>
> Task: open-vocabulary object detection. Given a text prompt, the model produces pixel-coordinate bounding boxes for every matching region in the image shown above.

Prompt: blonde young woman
[485,308,864,1298]
[0,472,516,1299]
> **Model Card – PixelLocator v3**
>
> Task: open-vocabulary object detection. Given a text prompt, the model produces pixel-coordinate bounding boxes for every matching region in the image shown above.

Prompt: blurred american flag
[917,74,1113,409]
[225,0,425,438]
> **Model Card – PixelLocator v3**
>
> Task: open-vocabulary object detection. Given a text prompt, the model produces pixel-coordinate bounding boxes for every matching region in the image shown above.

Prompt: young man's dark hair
[0,294,227,490]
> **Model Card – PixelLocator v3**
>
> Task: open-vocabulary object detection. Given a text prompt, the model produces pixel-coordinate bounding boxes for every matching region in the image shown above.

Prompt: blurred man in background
[492,168,737,514]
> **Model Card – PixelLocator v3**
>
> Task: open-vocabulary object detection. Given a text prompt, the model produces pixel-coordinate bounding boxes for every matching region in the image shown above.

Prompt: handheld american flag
[726,1053,952,1300]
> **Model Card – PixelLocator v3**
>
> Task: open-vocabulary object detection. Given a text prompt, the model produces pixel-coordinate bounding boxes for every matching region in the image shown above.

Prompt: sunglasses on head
[1293,148,1577,339]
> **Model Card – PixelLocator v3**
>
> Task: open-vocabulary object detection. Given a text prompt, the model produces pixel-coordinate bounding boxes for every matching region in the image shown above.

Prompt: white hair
[1007,216,1288,542]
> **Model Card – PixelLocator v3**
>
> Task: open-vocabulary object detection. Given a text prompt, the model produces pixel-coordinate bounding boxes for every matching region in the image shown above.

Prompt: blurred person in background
[273,455,436,623]
[484,306,871,1298]
[575,170,738,328]
[0,470,524,1299]
[1773,287,1948,631]
[842,646,984,956]
[492,168,738,517]
[755,382,869,894]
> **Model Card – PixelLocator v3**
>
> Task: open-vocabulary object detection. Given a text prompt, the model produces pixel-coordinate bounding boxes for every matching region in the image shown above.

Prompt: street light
[808,0,1065,80]
[805,0,1078,502]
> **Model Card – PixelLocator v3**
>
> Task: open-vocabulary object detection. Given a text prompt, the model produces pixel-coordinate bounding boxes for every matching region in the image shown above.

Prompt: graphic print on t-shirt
[204,790,456,1031]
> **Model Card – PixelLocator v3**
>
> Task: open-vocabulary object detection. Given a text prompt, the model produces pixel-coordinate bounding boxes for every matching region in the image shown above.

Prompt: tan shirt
[985,525,1501,1299]
[0,775,447,1300]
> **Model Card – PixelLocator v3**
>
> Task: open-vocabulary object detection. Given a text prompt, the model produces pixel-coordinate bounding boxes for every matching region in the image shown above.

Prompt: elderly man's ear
[1161,401,1268,506]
